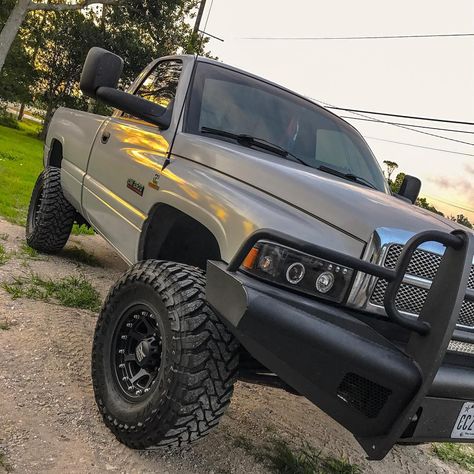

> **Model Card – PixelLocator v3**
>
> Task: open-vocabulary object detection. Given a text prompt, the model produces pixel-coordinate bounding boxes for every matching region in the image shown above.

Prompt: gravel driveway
[0,219,464,473]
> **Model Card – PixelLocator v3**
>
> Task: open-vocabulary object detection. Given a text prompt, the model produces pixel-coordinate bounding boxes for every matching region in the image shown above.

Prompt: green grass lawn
[0,121,93,234]
[0,121,43,224]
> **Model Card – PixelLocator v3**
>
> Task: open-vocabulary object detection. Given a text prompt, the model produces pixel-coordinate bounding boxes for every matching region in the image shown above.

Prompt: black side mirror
[80,47,123,98]
[397,175,421,204]
[80,47,171,130]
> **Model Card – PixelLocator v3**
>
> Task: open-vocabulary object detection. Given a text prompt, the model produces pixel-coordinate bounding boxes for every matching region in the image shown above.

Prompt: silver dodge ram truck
[26,47,474,460]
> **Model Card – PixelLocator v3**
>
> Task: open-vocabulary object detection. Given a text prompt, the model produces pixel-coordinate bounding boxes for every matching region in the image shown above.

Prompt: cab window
[123,60,182,118]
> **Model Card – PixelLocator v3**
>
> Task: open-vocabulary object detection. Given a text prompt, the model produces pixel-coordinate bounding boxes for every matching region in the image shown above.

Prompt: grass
[18,118,42,137]
[433,443,474,472]
[0,113,19,129]
[20,241,40,259]
[0,321,11,330]
[2,274,101,311]
[0,452,12,472]
[0,124,43,224]
[72,223,95,236]
[61,246,100,266]
[0,123,94,235]
[0,243,9,265]
[233,436,361,474]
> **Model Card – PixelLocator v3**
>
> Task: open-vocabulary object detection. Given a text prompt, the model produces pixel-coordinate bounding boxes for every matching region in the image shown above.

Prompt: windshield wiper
[200,126,308,166]
[317,165,377,190]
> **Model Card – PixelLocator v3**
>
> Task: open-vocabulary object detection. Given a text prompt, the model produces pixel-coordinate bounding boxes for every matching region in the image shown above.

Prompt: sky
[199,0,474,221]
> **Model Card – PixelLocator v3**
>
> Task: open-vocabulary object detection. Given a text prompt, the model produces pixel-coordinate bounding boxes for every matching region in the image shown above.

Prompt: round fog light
[286,262,305,284]
[315,271,335,293]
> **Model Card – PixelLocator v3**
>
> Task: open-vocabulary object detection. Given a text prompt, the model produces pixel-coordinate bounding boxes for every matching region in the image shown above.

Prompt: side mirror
[397,175,421,204]
[80,47,123,98]
[80,47,171,129]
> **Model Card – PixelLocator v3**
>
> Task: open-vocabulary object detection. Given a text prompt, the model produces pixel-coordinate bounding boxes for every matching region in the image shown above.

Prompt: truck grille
[369,244,474,329]
[383,244,474,289]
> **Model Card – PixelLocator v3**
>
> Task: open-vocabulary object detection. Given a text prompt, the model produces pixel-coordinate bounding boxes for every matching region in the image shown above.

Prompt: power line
[339,116,474,135]
[203,0,214,31]
[312,98,474,146]
[423,195,474,213]
[325,106,474,126]
[364,136,474,157]
[341,112,474,146]
[241,33,474,41]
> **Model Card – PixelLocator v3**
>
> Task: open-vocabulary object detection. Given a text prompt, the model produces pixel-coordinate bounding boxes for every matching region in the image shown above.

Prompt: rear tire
[26,167,75,253]
[92,260,239,449]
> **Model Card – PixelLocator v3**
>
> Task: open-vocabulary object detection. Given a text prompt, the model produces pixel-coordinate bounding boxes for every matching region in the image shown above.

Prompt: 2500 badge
[126,178,145,196]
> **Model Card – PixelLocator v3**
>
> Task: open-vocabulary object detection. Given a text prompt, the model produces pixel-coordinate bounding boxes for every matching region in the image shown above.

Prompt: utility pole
[193,0,207,35]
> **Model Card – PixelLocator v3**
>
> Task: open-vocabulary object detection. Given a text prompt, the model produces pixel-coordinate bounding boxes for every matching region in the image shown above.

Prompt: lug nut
[121,335,128,340]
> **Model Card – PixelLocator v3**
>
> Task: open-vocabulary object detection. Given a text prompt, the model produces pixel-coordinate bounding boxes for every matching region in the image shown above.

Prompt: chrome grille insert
[459,300,474,327]
[370,280,427,315]
[448,340,474,355]
[384,244,474,290]
[369,243,474,330]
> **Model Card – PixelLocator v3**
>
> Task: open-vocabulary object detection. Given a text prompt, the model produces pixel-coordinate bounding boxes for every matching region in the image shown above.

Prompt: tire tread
[92,260,239,449]
[26,167,75,253]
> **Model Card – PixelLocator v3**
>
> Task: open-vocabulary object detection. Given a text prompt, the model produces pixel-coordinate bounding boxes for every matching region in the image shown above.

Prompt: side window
[123,60,182,118]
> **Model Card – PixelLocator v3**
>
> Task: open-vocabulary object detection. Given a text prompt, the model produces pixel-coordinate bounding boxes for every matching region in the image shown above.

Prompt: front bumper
[206,228,474,460]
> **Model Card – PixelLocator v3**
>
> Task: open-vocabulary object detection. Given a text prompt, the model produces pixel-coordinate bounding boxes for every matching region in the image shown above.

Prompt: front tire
[92,260,239,449]
[26,167,75,253]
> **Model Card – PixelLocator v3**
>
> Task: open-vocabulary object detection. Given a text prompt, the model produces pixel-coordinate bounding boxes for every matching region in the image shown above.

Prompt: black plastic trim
[208,227,474,459]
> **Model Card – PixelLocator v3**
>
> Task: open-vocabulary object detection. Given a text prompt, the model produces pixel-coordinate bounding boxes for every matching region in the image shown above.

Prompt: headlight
[241,241,353,303]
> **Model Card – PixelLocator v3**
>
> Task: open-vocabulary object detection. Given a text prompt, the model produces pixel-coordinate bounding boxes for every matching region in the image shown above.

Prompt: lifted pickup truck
[26,47,474,460]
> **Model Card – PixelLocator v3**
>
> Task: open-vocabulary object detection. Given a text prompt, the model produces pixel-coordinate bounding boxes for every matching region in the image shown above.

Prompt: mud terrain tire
[92,260,239,449]
[26,167,75,253]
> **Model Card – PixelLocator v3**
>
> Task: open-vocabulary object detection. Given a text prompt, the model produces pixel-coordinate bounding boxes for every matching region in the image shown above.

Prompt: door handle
[101,131,111,144]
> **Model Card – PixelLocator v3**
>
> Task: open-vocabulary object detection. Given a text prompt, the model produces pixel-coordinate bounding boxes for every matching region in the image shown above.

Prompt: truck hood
[176,135,468,243]
[256,169,463,243]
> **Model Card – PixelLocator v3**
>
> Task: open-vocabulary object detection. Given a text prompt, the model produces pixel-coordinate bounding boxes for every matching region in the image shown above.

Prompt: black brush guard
[207,228,474,459]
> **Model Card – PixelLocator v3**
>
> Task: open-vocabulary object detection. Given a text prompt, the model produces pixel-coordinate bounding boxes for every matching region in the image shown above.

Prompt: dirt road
[0,219,463,473]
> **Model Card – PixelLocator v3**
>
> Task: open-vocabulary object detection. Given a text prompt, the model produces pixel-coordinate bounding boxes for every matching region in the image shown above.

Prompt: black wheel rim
[111,304,163,402]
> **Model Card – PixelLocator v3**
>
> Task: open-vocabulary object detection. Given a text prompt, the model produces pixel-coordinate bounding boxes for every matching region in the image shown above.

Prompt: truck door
[82,59,183,263]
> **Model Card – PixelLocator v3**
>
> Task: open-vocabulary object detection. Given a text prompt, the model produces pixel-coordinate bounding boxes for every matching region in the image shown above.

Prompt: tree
[389,170,472,227]
[416,197,444,216]
[0,0,119,74]
[449,214,473,229]
[0,0,36,109]
[23,1,203,138]
[33,9,103,138]
[383,160,398,181]
[390,172,405,194]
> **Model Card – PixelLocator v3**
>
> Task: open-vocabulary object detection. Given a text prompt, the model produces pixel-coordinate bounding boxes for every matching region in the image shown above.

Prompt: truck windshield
[186,62,389,193]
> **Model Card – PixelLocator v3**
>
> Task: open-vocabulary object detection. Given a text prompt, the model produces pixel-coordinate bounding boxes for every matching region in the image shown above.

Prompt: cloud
[429,175,474,205]
[465,163,474,176]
